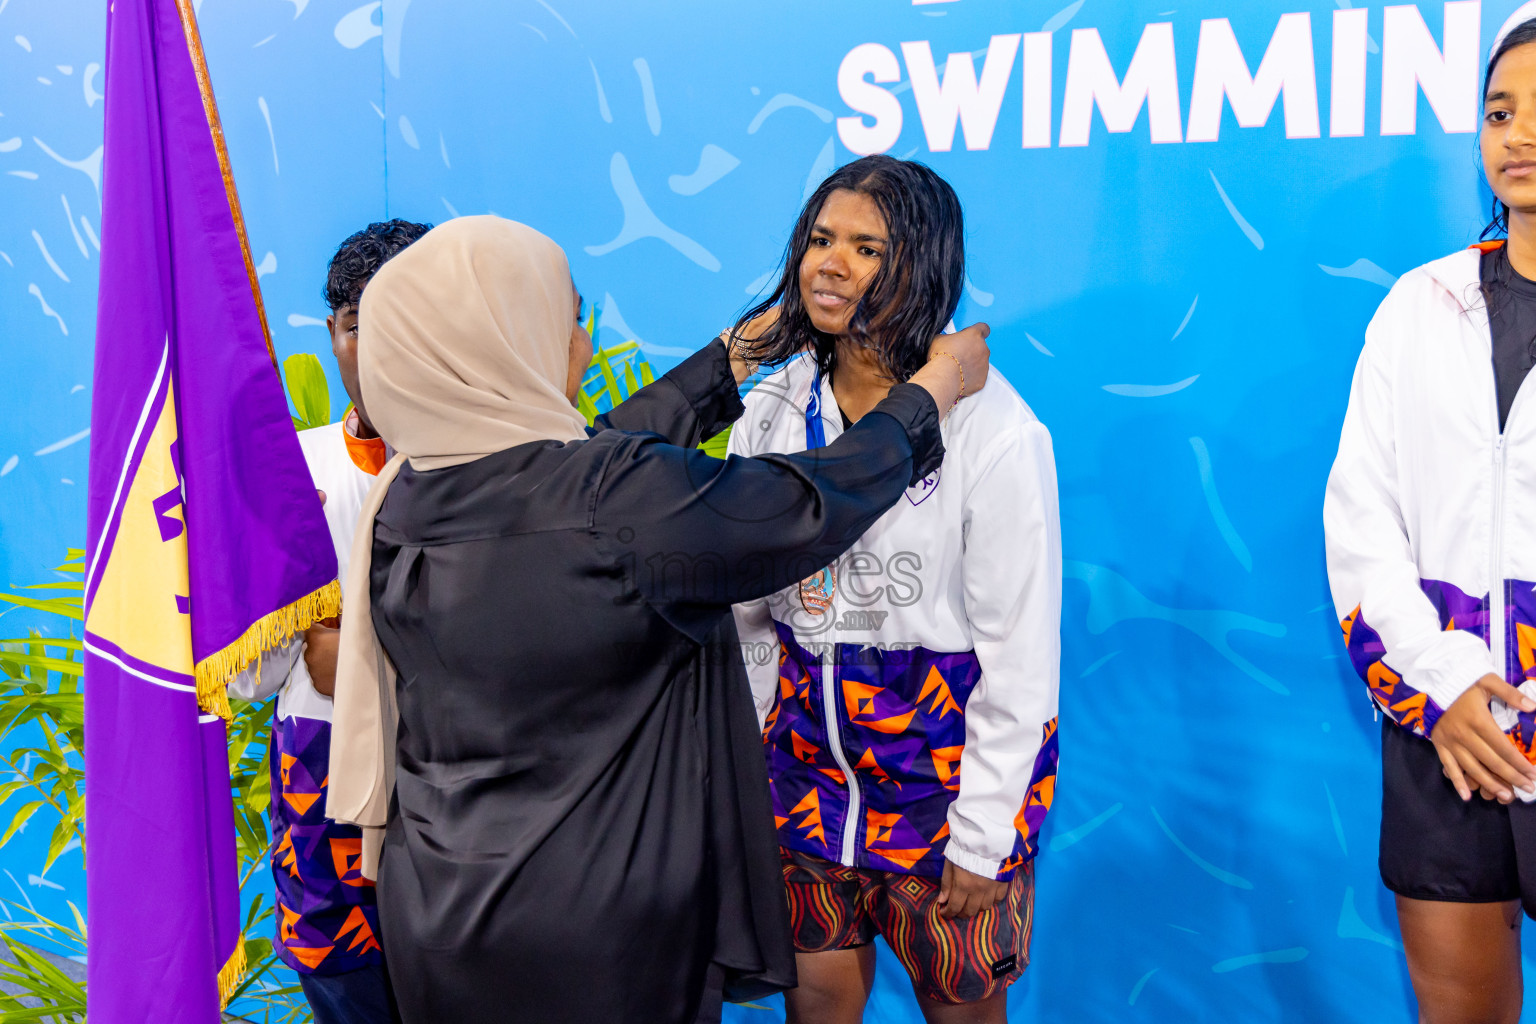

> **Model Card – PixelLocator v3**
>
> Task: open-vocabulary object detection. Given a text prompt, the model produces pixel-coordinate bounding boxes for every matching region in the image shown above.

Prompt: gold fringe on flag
[194,579,342,720]
[217,935,248,1008]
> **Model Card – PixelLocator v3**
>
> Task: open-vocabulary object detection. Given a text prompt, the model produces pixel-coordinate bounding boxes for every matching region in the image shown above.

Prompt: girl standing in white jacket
[729,156,1061,1024]
[1325,20,1536,1022]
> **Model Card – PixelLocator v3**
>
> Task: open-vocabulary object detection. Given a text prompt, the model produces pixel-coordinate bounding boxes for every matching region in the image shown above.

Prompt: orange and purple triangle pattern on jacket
[765,624,1058,881]
[1343,578,1505,741]
[1344,578,1536,764]
[267,711,383,975]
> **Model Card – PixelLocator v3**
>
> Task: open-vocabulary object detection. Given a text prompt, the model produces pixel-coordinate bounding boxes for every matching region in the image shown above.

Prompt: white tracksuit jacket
[1325,244,1536,756]
[730,354,1062,880]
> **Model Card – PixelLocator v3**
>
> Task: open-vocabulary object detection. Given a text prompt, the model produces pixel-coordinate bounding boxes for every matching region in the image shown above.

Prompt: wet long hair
[1481,19,1536,239]
[733,155,965,384]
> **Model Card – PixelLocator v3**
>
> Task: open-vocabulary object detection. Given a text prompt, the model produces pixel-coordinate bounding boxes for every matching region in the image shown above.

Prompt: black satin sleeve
[590,338,744,447]
[592,380,943,641]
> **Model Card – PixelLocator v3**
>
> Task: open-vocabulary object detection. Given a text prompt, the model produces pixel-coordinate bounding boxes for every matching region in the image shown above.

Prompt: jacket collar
[1422,246,1487,311]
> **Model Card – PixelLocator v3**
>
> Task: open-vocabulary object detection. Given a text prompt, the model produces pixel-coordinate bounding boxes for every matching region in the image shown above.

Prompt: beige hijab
[327,216,589,876]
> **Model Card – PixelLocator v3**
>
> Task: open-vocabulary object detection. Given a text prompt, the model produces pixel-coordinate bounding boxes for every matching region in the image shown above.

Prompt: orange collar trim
[1471,240,1507,252]
[343,409,386,477]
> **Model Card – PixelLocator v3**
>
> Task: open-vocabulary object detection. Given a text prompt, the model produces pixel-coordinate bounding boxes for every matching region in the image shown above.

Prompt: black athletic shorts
[1380,716,1536,907]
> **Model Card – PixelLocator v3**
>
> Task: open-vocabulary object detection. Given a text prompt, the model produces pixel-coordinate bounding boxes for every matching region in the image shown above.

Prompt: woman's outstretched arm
[592,338,745,446]
[593,325,988,642]
[592,310,776,444]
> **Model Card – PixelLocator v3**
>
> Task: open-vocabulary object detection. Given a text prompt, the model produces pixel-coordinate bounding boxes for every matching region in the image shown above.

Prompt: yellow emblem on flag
[85,378,194,678]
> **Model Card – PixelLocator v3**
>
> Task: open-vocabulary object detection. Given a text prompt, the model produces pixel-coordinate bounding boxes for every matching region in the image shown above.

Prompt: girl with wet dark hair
[737,155,965,386]
[729,156,1061,1023]
[1325,19,1536,1022]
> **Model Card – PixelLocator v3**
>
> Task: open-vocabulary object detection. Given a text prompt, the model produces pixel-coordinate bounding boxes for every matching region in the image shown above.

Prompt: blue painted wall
[0,0,1527,1019]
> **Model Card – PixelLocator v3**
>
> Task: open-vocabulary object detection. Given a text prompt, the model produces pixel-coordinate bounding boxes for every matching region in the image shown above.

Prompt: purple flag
[84,0,340,1019]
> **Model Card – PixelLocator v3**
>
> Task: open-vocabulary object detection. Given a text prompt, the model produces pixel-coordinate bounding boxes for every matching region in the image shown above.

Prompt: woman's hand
[909,322,990,416]
[1431,673,1536,802]
[937,860,1007,920]
[721,307,782,384]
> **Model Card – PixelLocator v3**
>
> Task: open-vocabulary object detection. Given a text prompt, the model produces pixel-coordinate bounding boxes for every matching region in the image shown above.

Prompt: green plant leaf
[10,943,81,991]
[0,937,87,1021]
[243,935,275,964]
[0,595,83,621]
[242,894,268,933]
[577,341,655,422]
[0,801,45,846]
[243,760,271,814]
[0,637,83,651]
[0,999,87,1023]
[1,899,86,947]
[595,350,623,409]
[42,813,80,873]
[0,652,84,676]
[232,806,267,868]
[283,352,332,431]
[575,390,599,426]
[699,425,732,459]
[66,901,86,942]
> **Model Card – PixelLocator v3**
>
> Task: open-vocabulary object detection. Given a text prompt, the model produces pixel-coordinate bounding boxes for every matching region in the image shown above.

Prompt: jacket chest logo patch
[836,610,888,631]
[905,467,941,506]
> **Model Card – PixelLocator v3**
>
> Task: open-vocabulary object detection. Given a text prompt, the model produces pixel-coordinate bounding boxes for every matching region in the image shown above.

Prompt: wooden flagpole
[172,0,277,369]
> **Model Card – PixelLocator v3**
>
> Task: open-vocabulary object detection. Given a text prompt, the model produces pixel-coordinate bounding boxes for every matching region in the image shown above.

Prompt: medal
[799,564,837,615]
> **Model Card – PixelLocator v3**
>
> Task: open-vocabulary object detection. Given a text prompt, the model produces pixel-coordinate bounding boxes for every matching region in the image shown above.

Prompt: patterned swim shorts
[779,846,1035,1005]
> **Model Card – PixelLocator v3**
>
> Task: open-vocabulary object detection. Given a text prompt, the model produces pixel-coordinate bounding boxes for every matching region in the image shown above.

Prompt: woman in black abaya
[327,215,989,1023]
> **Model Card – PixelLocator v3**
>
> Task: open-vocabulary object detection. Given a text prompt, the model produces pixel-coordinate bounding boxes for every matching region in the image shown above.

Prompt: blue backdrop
[1,0,1529,1019]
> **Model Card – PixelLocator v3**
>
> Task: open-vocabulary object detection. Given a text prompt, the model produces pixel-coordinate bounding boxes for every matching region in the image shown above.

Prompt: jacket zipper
[1492,379,1533,679]
[809,380,861,868]
[820,643,861,866]
[1493,432,1507,681]
[1489,296,1528,685]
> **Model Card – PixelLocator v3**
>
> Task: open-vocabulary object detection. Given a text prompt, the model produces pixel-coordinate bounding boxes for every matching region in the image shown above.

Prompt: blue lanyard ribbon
[797,365,839,614]
[806,366,827,449]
